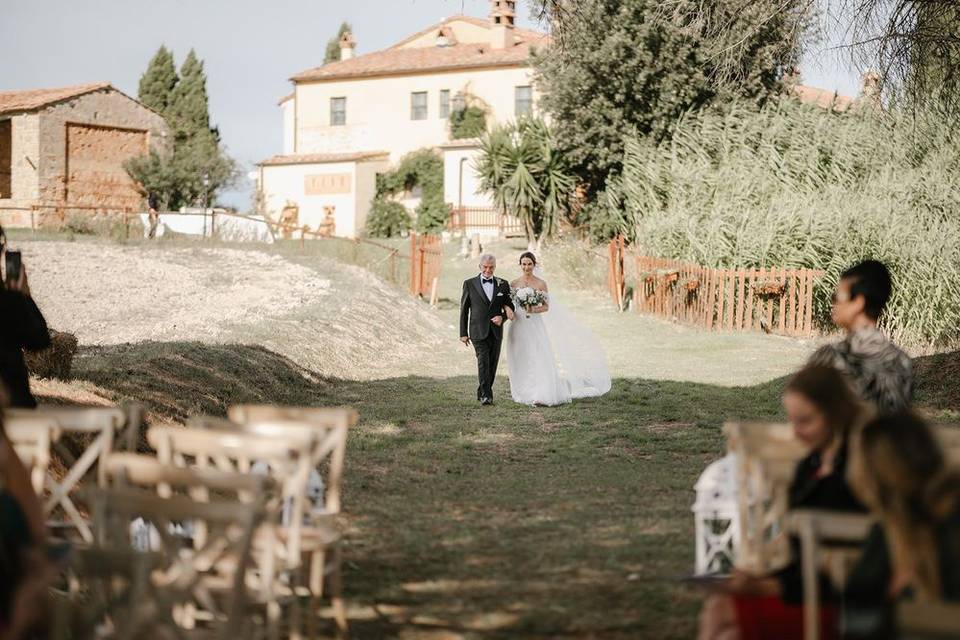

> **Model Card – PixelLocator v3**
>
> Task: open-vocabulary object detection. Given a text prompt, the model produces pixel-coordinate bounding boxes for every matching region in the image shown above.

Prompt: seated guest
[808,260,912,412]
[698,365,867,640]
[843,412,960,639]
[0,237,51,408]
[0,396,54,638]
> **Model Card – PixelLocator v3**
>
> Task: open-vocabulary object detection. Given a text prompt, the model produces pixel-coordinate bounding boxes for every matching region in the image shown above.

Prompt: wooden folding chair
[785,509,875,640]
[227,406,355,637]
[72,483,265,640]
[3,413,59,495]
[7,406,126,542]
[723,422,809,572]
[147,424,320,639]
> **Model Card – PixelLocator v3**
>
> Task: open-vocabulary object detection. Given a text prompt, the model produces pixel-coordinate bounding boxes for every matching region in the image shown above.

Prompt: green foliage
[532,0,805,195]
[324,22,353,64]
[365,199,412,238]
[168,50,215,140]
[138,46,178,114]
[621,99,960,348]
[579,177,633,243]
[374,149,446,234]
[129,49,238,210]
[450,106,487,139]
[475,118,576,246]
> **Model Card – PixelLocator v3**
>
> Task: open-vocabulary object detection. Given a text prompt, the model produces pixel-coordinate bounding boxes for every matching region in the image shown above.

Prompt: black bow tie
[482,278,494,284]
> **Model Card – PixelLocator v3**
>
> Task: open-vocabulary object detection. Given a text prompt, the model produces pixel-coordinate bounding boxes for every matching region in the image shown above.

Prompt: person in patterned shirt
[808,260,913,412]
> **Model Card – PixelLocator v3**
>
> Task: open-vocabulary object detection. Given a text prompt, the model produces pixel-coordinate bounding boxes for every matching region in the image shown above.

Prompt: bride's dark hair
[519,251,537,265]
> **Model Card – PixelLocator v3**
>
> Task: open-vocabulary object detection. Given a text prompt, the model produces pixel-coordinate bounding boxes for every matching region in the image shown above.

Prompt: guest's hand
[8,265,30,297]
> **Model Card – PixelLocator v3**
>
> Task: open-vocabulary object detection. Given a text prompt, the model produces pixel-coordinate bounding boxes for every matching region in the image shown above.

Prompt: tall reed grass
[621,100,960,349]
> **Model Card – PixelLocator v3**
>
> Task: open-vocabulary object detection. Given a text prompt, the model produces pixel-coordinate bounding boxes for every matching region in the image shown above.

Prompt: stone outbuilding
[0,82,169,228]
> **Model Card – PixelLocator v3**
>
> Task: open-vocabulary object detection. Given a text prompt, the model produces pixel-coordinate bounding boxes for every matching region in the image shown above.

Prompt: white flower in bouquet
[512,286,547,317]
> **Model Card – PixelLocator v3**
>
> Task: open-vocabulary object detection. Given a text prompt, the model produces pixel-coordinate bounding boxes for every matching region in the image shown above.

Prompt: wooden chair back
[723,422,809,572]
[3,413,60,495]
[147,425,317,569]
[83,485,265,640]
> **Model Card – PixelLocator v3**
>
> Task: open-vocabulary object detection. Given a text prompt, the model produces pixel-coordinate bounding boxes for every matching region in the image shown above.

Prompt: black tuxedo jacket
[459,275,514,341]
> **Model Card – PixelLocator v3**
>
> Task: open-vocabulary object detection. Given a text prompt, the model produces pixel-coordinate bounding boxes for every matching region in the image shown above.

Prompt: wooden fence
[613,240,825,337]
[447,206,525,237]
[410,233,443,301]
[608,235,627,311]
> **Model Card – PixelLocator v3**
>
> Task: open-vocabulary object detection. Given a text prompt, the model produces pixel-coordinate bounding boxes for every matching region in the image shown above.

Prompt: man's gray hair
[478,253,497,264]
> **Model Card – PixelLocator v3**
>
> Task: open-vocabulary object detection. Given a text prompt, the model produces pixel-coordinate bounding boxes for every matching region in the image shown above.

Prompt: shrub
[621,99,960,349]
[366,198,411,238]
[450,106,487,139]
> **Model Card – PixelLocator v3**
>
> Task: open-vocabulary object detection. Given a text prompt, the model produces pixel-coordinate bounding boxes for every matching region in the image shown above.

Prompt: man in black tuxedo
[460,254,515,405]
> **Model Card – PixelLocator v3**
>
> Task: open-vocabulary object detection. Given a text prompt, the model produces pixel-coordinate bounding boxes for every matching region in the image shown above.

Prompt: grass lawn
[20,232,958,638]
[68,339,785,639]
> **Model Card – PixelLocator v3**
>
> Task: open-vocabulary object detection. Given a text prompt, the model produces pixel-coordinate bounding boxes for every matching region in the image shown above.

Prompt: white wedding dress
[506,285,612,406]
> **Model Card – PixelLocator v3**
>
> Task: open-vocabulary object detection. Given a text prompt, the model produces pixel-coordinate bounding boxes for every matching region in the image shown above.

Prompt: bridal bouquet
[513,287,547,318]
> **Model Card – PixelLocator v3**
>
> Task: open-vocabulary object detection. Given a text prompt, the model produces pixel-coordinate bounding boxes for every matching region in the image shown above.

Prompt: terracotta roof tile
[0,82,113,115]
[259,151,390,166]
[292,16,548,83]
[293,41,542,82]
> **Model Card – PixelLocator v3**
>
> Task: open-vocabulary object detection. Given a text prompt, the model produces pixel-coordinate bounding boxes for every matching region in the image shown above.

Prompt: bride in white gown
[506,252,612,406]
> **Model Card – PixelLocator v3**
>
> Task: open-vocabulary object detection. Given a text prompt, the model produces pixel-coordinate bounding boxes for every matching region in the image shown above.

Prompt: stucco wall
[281,99,295,154]
[443,145,492,209]
[293,65,536,162]
[260,158,387,238]
[398,18,492,48]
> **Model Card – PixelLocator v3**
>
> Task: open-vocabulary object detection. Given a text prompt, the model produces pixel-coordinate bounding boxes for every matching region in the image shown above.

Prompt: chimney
[339,31,356,61]
[490,0,516,50]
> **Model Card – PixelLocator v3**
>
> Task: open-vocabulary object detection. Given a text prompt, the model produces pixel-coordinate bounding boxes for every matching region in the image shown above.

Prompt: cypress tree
[169,49,214,140]
[324,22,353,64]
[137,45,178,114]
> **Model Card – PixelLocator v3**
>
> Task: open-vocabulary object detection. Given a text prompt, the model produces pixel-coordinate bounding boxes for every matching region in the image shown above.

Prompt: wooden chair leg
[330,549,348,639]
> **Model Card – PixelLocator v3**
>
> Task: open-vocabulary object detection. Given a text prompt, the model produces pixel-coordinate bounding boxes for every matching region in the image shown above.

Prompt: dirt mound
[21,241,452,379]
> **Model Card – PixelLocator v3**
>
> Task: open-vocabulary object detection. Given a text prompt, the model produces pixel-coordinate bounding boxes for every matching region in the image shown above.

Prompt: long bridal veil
[536,267,612,399]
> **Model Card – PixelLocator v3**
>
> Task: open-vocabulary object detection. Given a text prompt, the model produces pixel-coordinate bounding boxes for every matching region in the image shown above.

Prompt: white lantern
[692,453,740,574]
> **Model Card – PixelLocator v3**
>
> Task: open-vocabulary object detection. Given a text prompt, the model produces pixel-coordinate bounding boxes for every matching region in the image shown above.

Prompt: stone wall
[0,113,41,228]
[36,88,168,226]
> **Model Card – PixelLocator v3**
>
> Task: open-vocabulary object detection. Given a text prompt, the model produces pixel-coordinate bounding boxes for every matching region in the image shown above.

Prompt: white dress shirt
[481,275,494,301]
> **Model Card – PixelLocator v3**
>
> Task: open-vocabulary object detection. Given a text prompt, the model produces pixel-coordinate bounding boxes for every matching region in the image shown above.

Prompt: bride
[506,251,612,406]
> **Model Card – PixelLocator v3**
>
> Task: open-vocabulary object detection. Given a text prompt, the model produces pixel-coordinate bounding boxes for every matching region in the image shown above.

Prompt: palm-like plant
[476,117,576,249]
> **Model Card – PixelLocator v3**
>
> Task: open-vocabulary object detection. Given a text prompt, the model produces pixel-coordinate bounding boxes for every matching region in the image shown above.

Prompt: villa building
[258,0,547,238]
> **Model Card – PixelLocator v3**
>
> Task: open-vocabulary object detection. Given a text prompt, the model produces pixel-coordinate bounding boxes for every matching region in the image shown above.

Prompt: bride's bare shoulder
[510,277,522,287]
[535,276,549,290]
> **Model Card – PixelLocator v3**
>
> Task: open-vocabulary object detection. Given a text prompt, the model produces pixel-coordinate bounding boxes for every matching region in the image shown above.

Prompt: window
[439,90,451,119]
[515,85,533,116]
[330,97,346,126]
[0,119,11,199]
[411,91,428,120]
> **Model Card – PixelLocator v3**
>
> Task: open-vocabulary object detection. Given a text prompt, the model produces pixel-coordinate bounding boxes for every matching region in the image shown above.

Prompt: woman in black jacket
[0,241,50,407]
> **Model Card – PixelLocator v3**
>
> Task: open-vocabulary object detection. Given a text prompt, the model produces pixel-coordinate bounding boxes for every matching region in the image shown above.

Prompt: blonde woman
[844,412,960,638]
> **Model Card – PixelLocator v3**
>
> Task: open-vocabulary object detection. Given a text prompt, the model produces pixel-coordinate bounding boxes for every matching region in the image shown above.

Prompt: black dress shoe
[481,397,493,405]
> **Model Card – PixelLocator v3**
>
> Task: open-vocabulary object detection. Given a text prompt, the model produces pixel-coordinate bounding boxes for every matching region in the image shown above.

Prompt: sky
[1,0,862,209]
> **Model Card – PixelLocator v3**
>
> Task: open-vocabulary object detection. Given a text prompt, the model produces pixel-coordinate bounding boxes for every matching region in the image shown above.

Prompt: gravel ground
[22,241,454,380]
